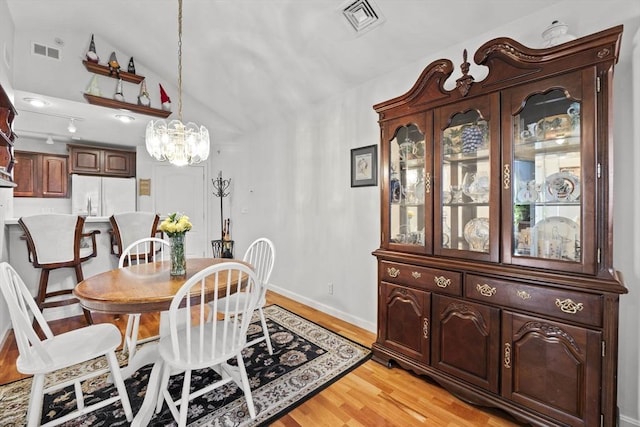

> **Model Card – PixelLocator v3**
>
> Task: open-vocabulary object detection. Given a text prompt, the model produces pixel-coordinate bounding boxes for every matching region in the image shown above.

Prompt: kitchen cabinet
[68,144,136,177]
[0,83,17,186]
[14,151,68,198]
[372,26,626,427]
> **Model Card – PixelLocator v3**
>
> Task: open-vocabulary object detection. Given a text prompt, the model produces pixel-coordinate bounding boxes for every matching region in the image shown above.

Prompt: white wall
[232,2,640,426]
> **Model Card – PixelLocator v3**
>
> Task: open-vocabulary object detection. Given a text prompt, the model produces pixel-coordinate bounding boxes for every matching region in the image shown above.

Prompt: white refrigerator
[71,175,136,216]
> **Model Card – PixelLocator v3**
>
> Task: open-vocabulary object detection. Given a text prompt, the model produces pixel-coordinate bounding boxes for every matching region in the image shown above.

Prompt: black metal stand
[211,239,234,258]
[212,171,234,258]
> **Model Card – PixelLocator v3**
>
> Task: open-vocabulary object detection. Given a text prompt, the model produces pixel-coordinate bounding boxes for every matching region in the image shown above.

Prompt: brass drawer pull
[476,283,496,297]
[504,343,511,368]
[412,271,422,279]
[387,267,400,278]
[423,317,429,339]
[517,290,531,300]
[434,276,451,288]
[555,298,584,314]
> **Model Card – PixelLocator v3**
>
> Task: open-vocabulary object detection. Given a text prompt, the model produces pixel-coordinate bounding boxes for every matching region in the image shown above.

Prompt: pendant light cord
[177,0,183,122]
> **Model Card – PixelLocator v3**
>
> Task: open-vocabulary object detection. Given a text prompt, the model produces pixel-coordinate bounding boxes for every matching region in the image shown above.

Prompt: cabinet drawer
[380,261,461,295]
[465,274,602,327]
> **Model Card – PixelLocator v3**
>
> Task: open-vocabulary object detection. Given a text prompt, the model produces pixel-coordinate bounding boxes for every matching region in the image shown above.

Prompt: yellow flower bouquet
[159,212,192,237]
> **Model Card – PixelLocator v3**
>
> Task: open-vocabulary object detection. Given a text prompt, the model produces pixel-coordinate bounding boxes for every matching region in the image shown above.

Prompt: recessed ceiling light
[23,97,48,108]
[115,114,135,123]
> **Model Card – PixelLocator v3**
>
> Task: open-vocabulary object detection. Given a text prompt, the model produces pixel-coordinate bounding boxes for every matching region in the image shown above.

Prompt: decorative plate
[531,216,580,261]
[537,114,573,139]
[546,172,580,202]
[463,217,490,252]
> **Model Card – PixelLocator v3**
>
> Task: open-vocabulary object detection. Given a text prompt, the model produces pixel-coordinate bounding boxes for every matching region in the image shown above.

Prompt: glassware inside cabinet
[441,109,491,253]
[389,124,425,246]
[512,89,581,262]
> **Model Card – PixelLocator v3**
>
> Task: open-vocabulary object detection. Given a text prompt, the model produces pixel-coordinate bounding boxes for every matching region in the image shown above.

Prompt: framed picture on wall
[351,145,377,187]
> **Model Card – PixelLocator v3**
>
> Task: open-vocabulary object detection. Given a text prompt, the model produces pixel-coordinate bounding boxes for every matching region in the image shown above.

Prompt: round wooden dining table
[73,257,252,426]
[74,257,249,314]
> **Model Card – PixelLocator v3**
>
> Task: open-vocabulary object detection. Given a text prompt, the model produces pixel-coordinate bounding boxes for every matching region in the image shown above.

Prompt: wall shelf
[82,60,145,84]
[83,94,172,118]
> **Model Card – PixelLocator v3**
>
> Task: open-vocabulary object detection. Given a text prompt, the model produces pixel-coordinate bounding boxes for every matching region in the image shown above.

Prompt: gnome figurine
[137,80,150,107]
[128,57,136,74]
[86,75,102,97]
[85,34,99,63]
[159,84,171,111]
[114,79,125,102]
[108,52,121,77]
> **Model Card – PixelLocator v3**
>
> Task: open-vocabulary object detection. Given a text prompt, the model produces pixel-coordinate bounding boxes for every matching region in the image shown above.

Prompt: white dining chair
[119,237,171,363]
[155,261,261,426]
[0,262,133,427]
[217,237,275,354]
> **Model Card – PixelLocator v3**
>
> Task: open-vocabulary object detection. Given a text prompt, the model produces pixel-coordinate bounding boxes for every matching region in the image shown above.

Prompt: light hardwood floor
[0,291,520,426]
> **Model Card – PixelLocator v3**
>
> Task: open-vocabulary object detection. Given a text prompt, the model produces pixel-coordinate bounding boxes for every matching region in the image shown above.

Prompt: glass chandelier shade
[145,119,210,167]
[145,0,210,167]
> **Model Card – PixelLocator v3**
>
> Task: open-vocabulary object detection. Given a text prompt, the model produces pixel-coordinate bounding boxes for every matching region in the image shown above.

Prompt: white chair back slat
[119,237,170,268]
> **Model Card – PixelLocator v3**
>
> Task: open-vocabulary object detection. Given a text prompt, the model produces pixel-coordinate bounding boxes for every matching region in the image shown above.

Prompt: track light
[67,118,77,133]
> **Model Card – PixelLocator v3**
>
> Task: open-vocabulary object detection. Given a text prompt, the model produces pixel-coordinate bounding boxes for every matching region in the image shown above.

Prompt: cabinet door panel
[433,93,500,263]
[502,69,596,275]
[502,311,601,426]
[71,147,101,174]
[382,114,432,255]
[13,152,38,197]
[104,150,134,176]
[378,282,430,363]
[42,155,68,197]
[431,294,500,393]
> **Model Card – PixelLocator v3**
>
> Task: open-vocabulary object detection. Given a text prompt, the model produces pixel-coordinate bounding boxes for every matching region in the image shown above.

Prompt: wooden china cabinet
[372,26,627,427]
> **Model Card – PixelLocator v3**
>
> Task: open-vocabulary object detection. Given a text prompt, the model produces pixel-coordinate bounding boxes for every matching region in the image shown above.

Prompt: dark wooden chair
[18,214,100,324]
[109,211,160,263]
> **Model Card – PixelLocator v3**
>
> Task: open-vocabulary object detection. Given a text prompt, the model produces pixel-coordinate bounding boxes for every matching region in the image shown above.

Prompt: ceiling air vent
[32,42,61,60]
[342,0,384,34]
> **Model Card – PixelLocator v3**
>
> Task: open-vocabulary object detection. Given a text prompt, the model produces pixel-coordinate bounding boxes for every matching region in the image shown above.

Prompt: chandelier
[145,0,210,167]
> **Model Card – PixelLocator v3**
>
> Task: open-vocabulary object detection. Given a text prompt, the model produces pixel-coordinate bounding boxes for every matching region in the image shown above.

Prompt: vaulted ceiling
[5,0,564,147]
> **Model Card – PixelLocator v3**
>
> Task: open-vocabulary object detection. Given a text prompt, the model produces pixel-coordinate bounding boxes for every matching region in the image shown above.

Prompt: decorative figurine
[541,20,577,47]
[113,78,125,102]
[127,57,136,74]
[85,74,102,96]
[159,84,171,111]
[137,80,150,107]
[85,34,99,63]
[108,52,120,77]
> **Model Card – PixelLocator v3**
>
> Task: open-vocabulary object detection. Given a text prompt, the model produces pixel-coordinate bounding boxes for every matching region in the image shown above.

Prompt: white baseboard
[269,284,376,333]
[621,414,640,427]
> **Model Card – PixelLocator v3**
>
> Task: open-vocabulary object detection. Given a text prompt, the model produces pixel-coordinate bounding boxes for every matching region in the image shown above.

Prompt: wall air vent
[31,42,61,60]
[342,0,384,34]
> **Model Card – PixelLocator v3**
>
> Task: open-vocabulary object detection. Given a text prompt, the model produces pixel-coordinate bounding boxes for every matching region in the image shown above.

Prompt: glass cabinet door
[504,71,594,274]
[386,120,429,254]
[434,94,500,262]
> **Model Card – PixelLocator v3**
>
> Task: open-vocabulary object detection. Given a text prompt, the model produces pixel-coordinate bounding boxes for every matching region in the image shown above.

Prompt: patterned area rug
[0,304,371,426]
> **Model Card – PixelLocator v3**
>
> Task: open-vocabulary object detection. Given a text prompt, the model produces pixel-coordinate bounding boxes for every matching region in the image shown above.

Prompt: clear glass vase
[169,233,186,276]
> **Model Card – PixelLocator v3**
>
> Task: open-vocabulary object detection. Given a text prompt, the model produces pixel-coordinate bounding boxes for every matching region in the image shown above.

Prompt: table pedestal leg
[131,359,164,427]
